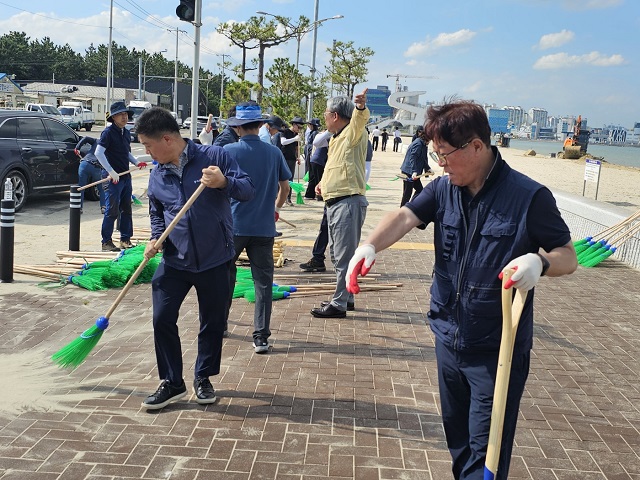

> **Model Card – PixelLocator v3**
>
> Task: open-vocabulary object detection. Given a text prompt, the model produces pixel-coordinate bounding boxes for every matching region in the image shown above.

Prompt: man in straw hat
[96,101,148,252]
[222,102,291,353]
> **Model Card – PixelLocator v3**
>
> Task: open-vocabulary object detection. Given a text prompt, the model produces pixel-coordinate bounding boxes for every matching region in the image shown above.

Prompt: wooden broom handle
[77,166,141,191]
[485,269,527,476]
[104,183,206,319]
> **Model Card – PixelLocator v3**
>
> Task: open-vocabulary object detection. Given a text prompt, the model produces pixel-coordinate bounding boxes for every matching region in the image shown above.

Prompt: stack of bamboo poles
[574,210,640,267]
[237,240,286,267]
[131,227,152,243]
[15,250,123,280]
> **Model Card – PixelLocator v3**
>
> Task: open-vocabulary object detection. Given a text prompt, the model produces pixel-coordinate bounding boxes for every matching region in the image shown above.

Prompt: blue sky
[1,0,638,127]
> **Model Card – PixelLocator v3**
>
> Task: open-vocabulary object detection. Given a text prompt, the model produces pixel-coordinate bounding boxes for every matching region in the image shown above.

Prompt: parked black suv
[0,110,99,212]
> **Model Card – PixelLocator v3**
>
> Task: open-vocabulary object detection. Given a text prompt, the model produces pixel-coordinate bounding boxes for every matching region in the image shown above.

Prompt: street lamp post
[204,74,213,112]
[143,49,167,102]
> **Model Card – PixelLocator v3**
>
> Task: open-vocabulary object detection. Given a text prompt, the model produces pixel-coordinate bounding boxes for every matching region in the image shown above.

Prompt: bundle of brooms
[15,244,161,291]
[574,210,640,267]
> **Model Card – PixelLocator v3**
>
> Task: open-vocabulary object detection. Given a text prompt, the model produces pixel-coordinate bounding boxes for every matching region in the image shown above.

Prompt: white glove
[501,253,543,291]
[107,169,120,184]
[346,244,376,294]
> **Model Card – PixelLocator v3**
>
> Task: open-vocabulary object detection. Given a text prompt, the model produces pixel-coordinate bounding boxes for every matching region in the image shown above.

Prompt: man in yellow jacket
[311,89,370,318]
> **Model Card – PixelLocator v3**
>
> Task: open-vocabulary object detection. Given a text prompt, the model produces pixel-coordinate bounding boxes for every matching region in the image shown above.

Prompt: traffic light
[176,0,195,22]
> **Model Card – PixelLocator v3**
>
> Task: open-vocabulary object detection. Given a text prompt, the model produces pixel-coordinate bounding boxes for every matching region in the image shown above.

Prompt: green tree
[220,79,259,118]
[328,41,374,98]
[216,21,258,81]
[264,58,311,120]
[53,44,85,80]
[218,15,310,104]
[0,32,34,79]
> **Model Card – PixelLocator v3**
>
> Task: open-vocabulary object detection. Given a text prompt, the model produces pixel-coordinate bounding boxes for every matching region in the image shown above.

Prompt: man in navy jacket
[136,107,255,410]
[346,100,577,479]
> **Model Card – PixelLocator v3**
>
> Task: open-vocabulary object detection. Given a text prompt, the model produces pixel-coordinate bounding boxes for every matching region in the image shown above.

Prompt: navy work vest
[428,161,543,353]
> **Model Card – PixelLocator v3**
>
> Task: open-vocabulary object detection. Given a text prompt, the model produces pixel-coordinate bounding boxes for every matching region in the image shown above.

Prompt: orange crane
[386,74,438,92]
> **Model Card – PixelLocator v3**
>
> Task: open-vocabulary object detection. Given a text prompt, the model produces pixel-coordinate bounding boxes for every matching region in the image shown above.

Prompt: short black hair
[227,106,236,118]
[238,120,263,130]
[135,107,180,139]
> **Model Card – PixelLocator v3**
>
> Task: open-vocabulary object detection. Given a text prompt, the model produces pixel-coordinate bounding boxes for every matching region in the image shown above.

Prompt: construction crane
[386,74,438,92]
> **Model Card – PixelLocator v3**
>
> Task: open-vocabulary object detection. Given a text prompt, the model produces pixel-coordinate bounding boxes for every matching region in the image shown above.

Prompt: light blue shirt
[258,124,272,143]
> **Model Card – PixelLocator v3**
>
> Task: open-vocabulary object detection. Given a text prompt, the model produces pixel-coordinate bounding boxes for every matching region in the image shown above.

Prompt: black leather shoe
[142,380,187,410]
[321,300,354,311]
[193,377,217,405]
[311,303,346,318]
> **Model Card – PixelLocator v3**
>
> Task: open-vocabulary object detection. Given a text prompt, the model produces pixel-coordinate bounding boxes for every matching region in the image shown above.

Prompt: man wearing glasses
[345,100,577,479]
[310,89,370,318]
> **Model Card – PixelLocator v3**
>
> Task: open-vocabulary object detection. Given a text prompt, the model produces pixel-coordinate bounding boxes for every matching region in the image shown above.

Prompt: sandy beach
[1,141,639,296]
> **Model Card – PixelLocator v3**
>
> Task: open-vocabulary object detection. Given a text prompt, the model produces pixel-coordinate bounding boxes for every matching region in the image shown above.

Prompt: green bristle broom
[289,181,305,204]
[243,287,290,303]
[52,183,206,369]
[574,210,640,257]
[582,222,640,268]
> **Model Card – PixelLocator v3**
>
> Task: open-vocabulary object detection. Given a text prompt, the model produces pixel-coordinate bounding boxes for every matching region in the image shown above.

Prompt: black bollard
[0,197,15,283]
[69,185,81,251]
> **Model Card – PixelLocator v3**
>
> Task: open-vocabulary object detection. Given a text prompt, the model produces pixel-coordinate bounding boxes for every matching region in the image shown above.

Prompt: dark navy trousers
[151,261,231,385]
[435,339,530,480]
[311,207,329,262]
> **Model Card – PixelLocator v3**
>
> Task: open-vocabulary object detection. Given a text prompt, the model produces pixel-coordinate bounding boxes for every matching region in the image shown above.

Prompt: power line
[0,1,108,29]
[123,0,177,30]
[113,0,173,31]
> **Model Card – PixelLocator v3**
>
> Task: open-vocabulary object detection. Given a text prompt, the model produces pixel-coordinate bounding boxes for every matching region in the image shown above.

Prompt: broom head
[52,316,109,369]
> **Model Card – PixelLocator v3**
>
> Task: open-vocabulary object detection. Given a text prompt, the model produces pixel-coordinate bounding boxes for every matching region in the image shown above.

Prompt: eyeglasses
[429,141,472,165]
[323,110,336,118]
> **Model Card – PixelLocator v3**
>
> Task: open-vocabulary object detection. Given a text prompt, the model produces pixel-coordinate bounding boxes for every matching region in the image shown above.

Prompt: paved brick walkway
[1,152,639,479]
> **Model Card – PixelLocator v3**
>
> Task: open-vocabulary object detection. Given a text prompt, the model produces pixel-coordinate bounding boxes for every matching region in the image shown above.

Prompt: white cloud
[404,29,477,57]
[562,0,622,8]
[533,51,625,69]
[536,30,574,50]
[463,81,482,94]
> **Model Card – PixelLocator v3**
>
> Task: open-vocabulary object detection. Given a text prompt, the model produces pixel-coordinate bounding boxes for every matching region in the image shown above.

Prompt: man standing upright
[223,102,291,353]
[96,101,147,252]
[280,116,305,205]
[370,125,381,151]
[311,89,370,318]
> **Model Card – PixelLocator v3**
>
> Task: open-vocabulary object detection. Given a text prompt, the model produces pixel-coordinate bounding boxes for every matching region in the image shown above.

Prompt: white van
[25,103,63,122]
[126,100,153,142]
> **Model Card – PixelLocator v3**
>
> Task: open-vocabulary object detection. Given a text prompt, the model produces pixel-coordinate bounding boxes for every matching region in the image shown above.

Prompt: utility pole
[106,0,114,113]
[306,0,319,121]
[189,0,202,140]
[168,27,184,115]
[217,53,228,119]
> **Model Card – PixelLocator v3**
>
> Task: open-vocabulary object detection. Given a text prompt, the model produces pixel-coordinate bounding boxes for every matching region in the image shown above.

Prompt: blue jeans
[436,340,530,480]
[101,172,132,244]
[78,161,105,208]
[325,195,368,310]
[227,236,275,340]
